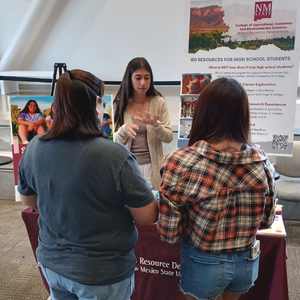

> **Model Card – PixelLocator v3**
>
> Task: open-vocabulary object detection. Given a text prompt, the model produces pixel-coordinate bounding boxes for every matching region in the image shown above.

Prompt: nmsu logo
[254,1,272,21]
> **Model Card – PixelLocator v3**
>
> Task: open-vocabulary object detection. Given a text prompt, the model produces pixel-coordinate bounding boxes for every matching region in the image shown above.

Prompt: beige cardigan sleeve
[113,124,129,145]
[151,97,173,143]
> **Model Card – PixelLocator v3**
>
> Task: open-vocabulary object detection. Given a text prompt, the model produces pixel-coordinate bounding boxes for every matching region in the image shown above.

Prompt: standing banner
[9,96,54,186]
[9,94,113,199]
[184,0,299,155]
[96,95,114,140]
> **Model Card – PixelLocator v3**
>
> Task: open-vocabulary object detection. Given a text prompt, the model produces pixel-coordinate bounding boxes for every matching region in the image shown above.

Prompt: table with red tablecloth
[132,224,288,300]
[22,208,288,300]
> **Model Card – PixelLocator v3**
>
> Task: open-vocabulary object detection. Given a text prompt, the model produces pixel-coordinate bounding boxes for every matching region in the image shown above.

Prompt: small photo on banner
[181,73,211,95]
[9,95,54,185]
[178,73,211,148]
[178,95,198,145]
[96,95,114,140]
[179,118,192,139]
[180,95,198,118]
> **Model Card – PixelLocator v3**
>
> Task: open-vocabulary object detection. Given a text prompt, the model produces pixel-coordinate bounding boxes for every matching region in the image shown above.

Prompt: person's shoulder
[245,144,275,177]
[165,145,195,168]
[18,111,26,118]
[172,145,195,157]
[92,137,130,157]
[29,135,49,150]
[21,136,41,159]
[246,143,268,161]
[27,135,41,146]
[94,138,135,170]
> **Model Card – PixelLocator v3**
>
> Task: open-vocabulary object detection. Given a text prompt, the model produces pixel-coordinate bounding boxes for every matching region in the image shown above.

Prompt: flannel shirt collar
[192,140,267,165]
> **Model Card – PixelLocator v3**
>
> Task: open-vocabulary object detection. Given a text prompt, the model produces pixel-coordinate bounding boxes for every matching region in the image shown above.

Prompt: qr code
[272,134,288,150]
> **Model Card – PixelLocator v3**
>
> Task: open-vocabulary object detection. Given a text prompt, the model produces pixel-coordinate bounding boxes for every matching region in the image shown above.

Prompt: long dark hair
[41,69,104,140]
[113,57,161,130]
[20,99,42,114]
[189,77,250,146]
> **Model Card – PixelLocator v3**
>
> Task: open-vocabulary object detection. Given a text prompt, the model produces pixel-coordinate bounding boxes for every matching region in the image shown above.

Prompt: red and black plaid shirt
[158,140,276,252]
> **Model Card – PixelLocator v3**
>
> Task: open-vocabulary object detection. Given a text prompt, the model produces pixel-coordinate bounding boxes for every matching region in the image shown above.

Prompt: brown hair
[41,69,103,140]
[189,77,250,146]
[70,69,104,97]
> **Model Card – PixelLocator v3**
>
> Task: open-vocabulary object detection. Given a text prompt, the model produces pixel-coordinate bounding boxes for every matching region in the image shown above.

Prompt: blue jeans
[40,264,135,300]
[180,241,259,300]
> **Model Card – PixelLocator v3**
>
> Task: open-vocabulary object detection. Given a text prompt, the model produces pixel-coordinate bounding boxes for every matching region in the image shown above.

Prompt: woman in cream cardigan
[114,57,173,190]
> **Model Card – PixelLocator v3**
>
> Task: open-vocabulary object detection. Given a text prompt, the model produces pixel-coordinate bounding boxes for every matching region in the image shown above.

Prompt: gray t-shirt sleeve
[120,155,154,208]
[18,156,36,196]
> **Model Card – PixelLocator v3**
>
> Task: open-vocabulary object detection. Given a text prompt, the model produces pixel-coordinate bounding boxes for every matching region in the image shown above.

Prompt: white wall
[0,0,187,81]
[1,0,300,81]
[0,0,30,58]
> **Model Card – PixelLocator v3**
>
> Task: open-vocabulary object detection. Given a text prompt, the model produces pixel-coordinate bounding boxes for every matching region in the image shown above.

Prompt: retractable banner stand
[184,0,299,155]
[9,96,54,190]
[9,94,113,199]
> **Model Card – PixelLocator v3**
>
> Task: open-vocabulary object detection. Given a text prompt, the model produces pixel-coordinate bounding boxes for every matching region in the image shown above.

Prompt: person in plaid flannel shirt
[158,78,276,300]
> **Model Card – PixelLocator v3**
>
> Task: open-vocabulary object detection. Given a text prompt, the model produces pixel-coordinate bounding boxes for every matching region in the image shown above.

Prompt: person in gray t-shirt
[18,69,157,300]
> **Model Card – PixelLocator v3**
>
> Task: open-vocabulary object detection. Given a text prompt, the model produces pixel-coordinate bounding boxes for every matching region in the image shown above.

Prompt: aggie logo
[254,1,272,21]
